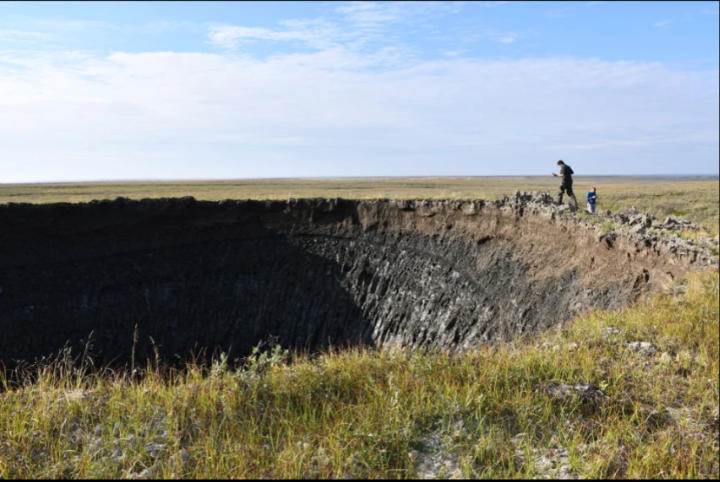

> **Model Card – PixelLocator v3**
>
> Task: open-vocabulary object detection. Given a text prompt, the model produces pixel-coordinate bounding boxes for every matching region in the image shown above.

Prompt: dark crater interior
[0,197,700,367]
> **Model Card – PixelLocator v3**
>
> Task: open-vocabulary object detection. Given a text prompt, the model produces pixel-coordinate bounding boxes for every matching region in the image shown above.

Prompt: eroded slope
[0,195,714,366]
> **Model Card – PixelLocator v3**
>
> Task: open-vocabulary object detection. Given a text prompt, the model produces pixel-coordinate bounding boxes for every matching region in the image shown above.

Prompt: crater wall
[0,196,712,366]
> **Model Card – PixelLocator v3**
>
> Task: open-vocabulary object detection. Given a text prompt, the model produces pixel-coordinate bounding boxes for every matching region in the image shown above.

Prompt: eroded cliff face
[0,196,713,366]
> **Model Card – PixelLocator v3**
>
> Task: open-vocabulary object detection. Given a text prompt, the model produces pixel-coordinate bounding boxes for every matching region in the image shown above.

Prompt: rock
[628,215,643,226]
[119,434,142,451]
[629,224,646,235]
[626,341,657,356]
[601,327,621,340]
[130,467,155,479]
[664,216,676,226]
[88,437,103,454]
[534,448,576,479]
[180,449,190,465]
[414,426,463,479]
[540,382,607,405]
[145,443,167,458]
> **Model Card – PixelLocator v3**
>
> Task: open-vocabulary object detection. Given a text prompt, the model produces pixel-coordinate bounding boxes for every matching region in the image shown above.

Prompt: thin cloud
[0,18,199,48]
[0,29,53,42]
[207,25,311,49]
[32,18,113,32]
[459,29,524,45]
[206,20,357,52]
[653,18,675,28]
[205,2,468,53]
[335,2,402,25]
[545,8,574,19]
[335,1,465,26]
[497,35,518,44]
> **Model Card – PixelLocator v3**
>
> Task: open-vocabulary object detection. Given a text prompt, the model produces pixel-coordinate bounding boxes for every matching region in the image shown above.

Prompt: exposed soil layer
[0,196,713,367]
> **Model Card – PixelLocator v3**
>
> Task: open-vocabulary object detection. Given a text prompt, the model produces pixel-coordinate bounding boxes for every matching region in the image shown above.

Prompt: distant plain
[2,176,718,233]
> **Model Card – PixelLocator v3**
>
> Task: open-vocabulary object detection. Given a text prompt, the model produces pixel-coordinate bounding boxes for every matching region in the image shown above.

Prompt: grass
[1,272,717,479]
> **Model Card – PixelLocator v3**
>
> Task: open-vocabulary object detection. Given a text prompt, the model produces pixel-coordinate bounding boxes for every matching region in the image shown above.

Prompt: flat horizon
[3,174,719,186]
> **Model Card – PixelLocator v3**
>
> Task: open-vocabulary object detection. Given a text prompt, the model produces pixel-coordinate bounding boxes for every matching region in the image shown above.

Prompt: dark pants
[557,183,578,207]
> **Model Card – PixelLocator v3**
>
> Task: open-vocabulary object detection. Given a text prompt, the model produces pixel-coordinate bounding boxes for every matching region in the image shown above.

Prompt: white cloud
[0,29,53,42]
[207,25,310,49]
[0,48,716,181]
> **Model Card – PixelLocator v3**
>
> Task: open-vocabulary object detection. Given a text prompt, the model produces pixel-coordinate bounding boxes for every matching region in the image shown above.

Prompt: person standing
[586,187,598,214]
[552,160,578,208]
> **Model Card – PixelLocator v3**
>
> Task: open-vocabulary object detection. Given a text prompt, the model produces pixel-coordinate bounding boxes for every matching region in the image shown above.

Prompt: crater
[0,195,712,367]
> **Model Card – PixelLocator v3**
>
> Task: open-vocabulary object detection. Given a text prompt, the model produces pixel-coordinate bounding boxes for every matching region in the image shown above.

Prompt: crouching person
[586,187,598,214]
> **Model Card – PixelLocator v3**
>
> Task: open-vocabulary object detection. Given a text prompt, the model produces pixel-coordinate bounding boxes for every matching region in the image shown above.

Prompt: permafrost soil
[0,194,715,367]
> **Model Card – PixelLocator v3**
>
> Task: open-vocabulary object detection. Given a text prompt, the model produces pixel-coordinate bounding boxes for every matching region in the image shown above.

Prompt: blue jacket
[586,191,597,204]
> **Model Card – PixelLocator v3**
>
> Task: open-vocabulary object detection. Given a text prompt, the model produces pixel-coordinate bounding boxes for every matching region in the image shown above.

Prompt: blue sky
[1,1,718,182]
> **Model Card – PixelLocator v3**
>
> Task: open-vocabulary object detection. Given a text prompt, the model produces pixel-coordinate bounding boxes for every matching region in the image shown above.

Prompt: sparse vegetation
[1,271,717,479]
[597,220,621,237]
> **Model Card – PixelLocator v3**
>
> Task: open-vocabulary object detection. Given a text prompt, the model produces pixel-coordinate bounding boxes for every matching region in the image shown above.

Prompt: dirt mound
[0,194,715,367]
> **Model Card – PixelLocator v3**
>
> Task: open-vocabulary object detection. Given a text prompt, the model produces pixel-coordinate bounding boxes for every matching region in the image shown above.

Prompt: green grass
[1,272,717,479]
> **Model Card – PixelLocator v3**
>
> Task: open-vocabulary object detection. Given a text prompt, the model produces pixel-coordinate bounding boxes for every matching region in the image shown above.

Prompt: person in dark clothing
[552,160,578,208]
